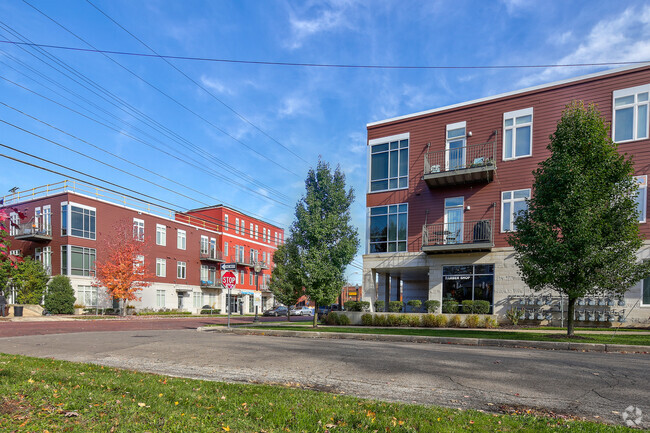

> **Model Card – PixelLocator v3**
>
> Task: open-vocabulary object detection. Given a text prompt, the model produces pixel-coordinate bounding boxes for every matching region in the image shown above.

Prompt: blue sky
[1,0,649,284]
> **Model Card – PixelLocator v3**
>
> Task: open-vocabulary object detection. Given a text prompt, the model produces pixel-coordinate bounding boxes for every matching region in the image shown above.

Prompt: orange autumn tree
[93,220,155,315]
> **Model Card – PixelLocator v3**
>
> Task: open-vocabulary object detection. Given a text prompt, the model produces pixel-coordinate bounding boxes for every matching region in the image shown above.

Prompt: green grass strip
[0,354,637,432]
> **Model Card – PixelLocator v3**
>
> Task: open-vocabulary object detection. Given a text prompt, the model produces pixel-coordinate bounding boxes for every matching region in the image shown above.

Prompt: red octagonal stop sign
[221,271,237,289]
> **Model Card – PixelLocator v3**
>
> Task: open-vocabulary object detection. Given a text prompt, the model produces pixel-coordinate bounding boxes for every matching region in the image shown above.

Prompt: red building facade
[363,64,650,324]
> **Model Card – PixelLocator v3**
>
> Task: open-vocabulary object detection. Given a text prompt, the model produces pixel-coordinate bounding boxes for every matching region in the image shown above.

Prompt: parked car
[262,305,288,317]
[290,306,314,316]
[317,304,344,318]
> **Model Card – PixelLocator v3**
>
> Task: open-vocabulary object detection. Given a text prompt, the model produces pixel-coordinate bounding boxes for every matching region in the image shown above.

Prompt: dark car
[263,305,288,317]
[317,304,344,318]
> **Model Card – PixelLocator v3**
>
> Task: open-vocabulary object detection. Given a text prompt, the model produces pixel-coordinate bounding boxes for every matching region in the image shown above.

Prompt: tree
[0,207,21,294]
[93,220,155,315]
[269,240,304,322]
[290,160,359,327]
[507,101,650,336]
[14,256,49,304]
[44,275,75,314]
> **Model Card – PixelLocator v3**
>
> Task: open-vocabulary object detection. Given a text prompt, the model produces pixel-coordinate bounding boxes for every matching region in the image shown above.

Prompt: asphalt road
[0,326,648,427]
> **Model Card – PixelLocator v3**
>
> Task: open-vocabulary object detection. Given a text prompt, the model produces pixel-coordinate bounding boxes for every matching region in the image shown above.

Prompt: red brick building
[363,64,650,324]
[2,180,282,313]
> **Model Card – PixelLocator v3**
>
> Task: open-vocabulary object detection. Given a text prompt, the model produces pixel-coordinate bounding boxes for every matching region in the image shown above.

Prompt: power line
[84,0,308,166]
[1,38,649,70]
[21,1,302,177]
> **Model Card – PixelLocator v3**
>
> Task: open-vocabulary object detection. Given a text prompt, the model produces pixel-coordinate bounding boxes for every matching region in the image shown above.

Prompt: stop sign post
[222,271,236,328]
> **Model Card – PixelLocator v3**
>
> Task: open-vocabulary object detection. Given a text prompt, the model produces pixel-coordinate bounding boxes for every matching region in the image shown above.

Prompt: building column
[428,265,442,313]
[384,273,390,312]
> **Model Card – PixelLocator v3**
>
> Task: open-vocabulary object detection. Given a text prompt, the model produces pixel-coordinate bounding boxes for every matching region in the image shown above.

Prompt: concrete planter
[338,311,498,326]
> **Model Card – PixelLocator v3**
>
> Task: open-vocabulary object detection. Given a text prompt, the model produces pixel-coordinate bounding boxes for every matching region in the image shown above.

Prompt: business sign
[221,263,237,271]
[221,271,236,289]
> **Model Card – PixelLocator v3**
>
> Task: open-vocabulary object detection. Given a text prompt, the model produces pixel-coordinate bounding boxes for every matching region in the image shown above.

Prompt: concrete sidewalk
[199,325,650,354]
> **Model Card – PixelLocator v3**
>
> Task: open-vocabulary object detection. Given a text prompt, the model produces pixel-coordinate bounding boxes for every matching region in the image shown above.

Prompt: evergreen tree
[44,275,76,314]
[508,101,650,335]
[14,256,49,304]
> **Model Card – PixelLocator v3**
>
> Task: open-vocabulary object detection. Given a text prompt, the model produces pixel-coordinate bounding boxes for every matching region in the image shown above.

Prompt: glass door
[446,122,466,171]
[444,197,464,244]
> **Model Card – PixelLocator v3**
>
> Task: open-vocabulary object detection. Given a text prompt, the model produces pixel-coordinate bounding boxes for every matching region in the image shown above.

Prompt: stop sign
[221,271,236,288]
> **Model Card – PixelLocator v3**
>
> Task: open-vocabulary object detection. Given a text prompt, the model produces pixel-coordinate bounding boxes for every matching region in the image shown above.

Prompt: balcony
[422,220,494,253]
[14,221,52,242]
[423,137,497,188]
[200,250,224,263]
[200,279,224,289]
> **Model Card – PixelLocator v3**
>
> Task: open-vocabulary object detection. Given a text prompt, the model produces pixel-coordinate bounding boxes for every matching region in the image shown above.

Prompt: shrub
[43,275,75,314]
[359,301,370,311]
[442,300,459,314]
[387,314,401,327]
[397,314,410,326]
[337,314,351,326]
[406,300,422,312]
[505,307,525,326]
[388,301,403,313]
[421,314,436,327]
[481,316,499,329]
[361,313,373,326]
[407,315,421,327]
[464,314,480,328]
[344,301,359,311]
[200,309,222,314]
[324,312,339,325]
[461,300,475,314]
[473,300,491,314]
[374,300,385,312]
[434,314,448,328]
[373,314,387,326]
[448,315,462,327]
[424,300,441,313]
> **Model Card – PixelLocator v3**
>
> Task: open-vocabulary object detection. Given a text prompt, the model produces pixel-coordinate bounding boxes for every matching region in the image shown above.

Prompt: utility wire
[22,1,301,177]
[85,0,308,165]
[2,38,649,70]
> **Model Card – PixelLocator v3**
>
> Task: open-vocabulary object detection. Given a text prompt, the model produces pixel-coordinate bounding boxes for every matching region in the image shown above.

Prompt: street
[0,321,648,427]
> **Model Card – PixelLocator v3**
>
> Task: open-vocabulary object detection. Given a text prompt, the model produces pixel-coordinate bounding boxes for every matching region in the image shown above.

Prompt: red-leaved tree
[93,220,155,315]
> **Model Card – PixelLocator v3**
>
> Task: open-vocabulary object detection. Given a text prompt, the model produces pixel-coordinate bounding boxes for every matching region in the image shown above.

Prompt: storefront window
[442,264,494,310]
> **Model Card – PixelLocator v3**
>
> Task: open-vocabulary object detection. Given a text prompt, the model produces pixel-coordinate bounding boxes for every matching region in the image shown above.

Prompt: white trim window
[263,228,266,242]
[249,223,253,238]
[177,261,186,279]
[635,175,647,223]
[503,108,533,160]
[368,203,408,253]
[193,292,202,308]
[501,189,531,232]
[9,249,21,256]
[224,214,229,231]
[200,264,209,281]
[613,84,649,143]
[36,247,52,275]
[133,218,144,242]
[200,235,209,255]
[156,224,166,246]
[9,212,18,236]
[135,255,145,275]
[369,133,409,192]
[156,258,166,277]
[156,289,166,308]
[235,218,240,234]
[77,285,97,307]
[255,224,259,240]
[61,245,96,276]
[224,241,229,257]
[42,205,52,235]
[446,121,467,171]
[177,229,186,250]
[61,203,96,239]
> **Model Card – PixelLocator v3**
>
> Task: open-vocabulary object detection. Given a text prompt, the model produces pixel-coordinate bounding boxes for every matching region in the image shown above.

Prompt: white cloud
[500,0,534,15]
[518,5,650,87]
[278,95,311,118]
[285,0,359,49]
[200,75,234,95]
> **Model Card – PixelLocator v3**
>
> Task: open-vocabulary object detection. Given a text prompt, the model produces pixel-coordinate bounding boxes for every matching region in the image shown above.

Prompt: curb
[197,326,650,354]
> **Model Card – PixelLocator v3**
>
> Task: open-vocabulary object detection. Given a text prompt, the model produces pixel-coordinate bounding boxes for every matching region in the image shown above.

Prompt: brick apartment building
[363,63,650,325]
[2,180,283,314]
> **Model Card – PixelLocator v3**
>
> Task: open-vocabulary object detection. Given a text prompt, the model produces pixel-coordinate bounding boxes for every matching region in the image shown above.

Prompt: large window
[614,84,649,143]
[133,218,144,242]
[501,189,530,232]
[156,289,166,308]
[503,108,533,160]
[61,245,96,276]
[636,175,647,223]
[77,285,97,307]
[35,246,52,275]
[177,229,186,250]
[177,261,186,279]
[200,235,209,255]
[369,133,409,192]
[156,258,166,277]
[446,121,467,171]
[369,204,408,253]
[62,203,96,239]
[193,292,202,308]
[156,224,166,246]
[442,265,494,310]
[224,214,229,231]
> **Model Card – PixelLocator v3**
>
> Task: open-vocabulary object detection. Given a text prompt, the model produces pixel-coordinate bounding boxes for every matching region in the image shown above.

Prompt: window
[77,285,97,307]
[250,223,253,238]
[239,270,244,284]
[9,249,20,256]
[135,255,145,275]
[501,189,530,232]
[249,270,253,286]
[224,214,229,231]
[255,225,259,240]
[193,292,202,308]
[133,218,144,242]
[224,242,229,257]
[177,230,186,250]
[442,265,494,311]
[156,224,166,246]
[635,175,647,223]
[61,245,96,276]
[177,261,186,279]
[42,246,51,275]
[42,205,52,235]
[503,108,533,160]
[240,219,245,236]
[263,228,266,242]
[369,133,409,192]
[156,258,166,277]
[210,238,217,259]
[200,264,209,281]
[62,204,96,239]
[614,84,649,143]
[368,204,408,253]
[446,121,467,171]
[200,235,209,255]
[156,289,166,308]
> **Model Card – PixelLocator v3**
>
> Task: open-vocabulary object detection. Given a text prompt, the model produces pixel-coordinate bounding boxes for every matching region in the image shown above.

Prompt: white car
[290,306,314,316]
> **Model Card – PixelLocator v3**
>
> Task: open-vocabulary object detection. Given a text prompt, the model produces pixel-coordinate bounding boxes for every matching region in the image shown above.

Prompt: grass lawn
[0,354,638,432]
[242,325,650,347]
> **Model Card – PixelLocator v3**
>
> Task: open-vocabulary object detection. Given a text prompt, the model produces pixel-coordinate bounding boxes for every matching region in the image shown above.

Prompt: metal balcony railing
[423,136,497,187]
[200,250,224,262]
[14,219,53,241]
[422,219,494,252]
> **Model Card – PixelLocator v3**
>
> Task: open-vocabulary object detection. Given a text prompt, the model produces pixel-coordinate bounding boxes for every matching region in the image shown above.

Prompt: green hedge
[323,312,350,326]
[374,300,385,311]
[442,300,459,314]
[361,313,373,326]
[461,300,491,314]
[423,300,440,313]
[200,309,222,315]
[388,301,403,313]
[406,300,422,312]
[344,301,370,312]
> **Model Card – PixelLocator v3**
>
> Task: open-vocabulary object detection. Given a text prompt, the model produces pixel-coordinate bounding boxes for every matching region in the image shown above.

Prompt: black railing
[422,219,493,247]
[424,139,496,175]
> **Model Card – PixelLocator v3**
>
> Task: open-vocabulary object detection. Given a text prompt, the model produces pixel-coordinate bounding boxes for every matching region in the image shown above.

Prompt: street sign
[221,271,236,289]
[221,263,237,271]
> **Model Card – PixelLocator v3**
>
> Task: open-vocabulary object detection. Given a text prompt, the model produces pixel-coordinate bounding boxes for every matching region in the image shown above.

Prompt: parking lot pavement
[0,329,648,427]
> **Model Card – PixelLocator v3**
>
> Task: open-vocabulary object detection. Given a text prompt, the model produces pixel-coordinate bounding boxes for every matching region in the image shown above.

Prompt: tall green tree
[44,275,75,314]
[291,160,359,327]
[269,240,304,322]
[14,256,49,304]
[508,101,650,336]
